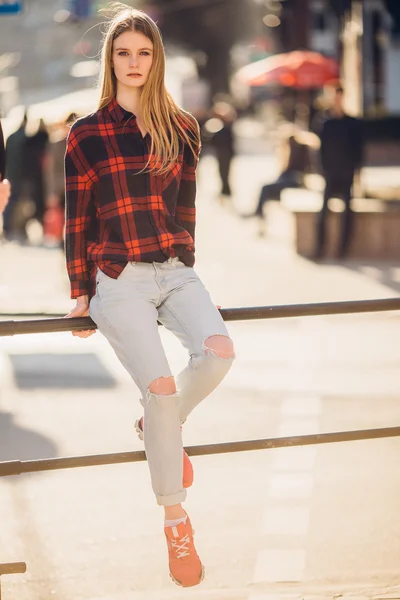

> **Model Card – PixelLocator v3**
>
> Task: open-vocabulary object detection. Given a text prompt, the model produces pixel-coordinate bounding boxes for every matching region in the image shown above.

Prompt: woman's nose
[129,55,139,67]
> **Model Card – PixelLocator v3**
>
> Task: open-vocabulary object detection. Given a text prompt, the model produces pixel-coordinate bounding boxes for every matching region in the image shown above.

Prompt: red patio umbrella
[235,50,339,89]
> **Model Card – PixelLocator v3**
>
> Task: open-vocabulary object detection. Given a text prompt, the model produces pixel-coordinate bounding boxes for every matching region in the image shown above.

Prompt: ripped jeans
[89,258,235,506]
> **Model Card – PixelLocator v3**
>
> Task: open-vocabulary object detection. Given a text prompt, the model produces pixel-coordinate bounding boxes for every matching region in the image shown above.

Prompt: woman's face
[112,30,154,90]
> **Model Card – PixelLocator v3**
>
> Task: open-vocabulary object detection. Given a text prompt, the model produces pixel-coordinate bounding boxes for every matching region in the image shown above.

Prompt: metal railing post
[0,563,27,599]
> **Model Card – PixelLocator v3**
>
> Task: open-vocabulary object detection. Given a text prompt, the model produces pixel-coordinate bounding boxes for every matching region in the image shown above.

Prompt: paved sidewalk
[0,152,399,316]
[1,152,400,600]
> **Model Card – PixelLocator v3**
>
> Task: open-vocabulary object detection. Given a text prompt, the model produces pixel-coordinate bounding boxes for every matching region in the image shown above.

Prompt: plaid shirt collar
[107,97,135,124]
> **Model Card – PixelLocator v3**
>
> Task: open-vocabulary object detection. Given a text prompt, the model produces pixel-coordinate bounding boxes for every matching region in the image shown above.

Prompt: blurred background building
[1,0,400,246]
[1,1,400,119]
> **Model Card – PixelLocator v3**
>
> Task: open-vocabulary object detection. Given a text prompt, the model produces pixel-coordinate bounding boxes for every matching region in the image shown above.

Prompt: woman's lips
[127,73,142,78]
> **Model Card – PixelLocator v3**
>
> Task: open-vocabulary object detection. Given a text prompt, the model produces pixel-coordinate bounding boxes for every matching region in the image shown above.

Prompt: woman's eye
[118,51,128,56]
[140,51,150,56]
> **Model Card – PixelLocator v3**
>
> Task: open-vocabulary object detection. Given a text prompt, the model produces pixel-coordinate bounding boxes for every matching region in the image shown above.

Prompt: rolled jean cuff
[156,488,187,507]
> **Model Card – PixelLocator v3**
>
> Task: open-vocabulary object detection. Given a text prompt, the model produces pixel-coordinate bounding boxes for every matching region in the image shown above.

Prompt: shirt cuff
[70,279,90,299]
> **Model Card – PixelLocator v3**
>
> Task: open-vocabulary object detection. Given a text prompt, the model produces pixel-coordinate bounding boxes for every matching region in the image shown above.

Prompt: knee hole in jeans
[203,335,235,359]
[148,376,177,395]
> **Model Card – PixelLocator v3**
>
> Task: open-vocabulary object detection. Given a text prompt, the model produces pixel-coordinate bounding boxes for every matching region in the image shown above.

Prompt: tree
[326,0,352,19]
[278,0,310,51]
[147,0,261,98]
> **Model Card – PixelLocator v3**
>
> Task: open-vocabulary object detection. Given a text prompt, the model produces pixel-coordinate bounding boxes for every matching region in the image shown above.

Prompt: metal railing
[0,563,26,600]
[1,297,400,336]
[1,296,399,593]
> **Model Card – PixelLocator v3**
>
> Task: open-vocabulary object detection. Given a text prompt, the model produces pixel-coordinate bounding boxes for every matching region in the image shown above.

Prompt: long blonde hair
[98,3,200,174]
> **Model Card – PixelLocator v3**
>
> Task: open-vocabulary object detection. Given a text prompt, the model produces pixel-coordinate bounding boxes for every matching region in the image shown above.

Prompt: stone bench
[268,188,400,260]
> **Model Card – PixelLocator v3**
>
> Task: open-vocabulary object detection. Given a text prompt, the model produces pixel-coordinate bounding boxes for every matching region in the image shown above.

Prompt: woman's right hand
[65,295,96,338]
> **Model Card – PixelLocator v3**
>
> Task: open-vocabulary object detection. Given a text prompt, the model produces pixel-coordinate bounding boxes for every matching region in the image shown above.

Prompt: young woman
[64,4,235,588]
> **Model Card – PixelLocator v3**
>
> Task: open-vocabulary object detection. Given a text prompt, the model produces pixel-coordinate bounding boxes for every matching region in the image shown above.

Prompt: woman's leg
[89,264,185,508]
[91,262,205,588]
[157,262,235,425]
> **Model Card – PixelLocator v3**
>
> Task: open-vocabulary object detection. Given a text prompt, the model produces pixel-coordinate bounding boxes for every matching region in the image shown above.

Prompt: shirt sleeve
[175,135,200,247]
[65,125,96,299]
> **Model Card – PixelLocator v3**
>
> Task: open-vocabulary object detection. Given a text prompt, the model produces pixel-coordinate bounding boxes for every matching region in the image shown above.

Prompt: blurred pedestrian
[2,111,28,241]
[0,121,11,215]
[64,6,234,588]
[44,113,76,247]
[205,101,237,199]
[24,117,49,231]
[247,130,314,223]
[315,87,364,258]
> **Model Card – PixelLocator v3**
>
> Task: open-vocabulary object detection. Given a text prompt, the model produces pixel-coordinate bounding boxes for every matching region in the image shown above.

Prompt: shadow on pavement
[300,258,400,296]
[8,353,117,389]
[0,410,57,465]
[343,261,400,295]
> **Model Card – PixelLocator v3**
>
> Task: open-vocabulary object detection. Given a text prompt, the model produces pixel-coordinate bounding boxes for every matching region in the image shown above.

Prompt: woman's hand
[65,295,96,338]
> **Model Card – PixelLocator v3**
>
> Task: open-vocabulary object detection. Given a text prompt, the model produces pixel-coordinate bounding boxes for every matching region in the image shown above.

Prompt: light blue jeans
[89,258,234,506]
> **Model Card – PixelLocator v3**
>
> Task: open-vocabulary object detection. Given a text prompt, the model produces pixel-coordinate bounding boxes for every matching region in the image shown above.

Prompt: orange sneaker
[134,417,194,488]
[164,515,204,587]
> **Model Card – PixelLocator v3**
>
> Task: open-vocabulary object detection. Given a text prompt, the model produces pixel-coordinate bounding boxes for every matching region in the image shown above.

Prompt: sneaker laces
[171,533,191,559]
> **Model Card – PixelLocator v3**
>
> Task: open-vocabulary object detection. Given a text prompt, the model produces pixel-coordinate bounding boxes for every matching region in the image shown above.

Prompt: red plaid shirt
[65,98,200,299]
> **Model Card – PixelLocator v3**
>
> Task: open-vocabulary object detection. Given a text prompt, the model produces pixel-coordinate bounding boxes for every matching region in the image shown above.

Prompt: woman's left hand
[65,296,96,338]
